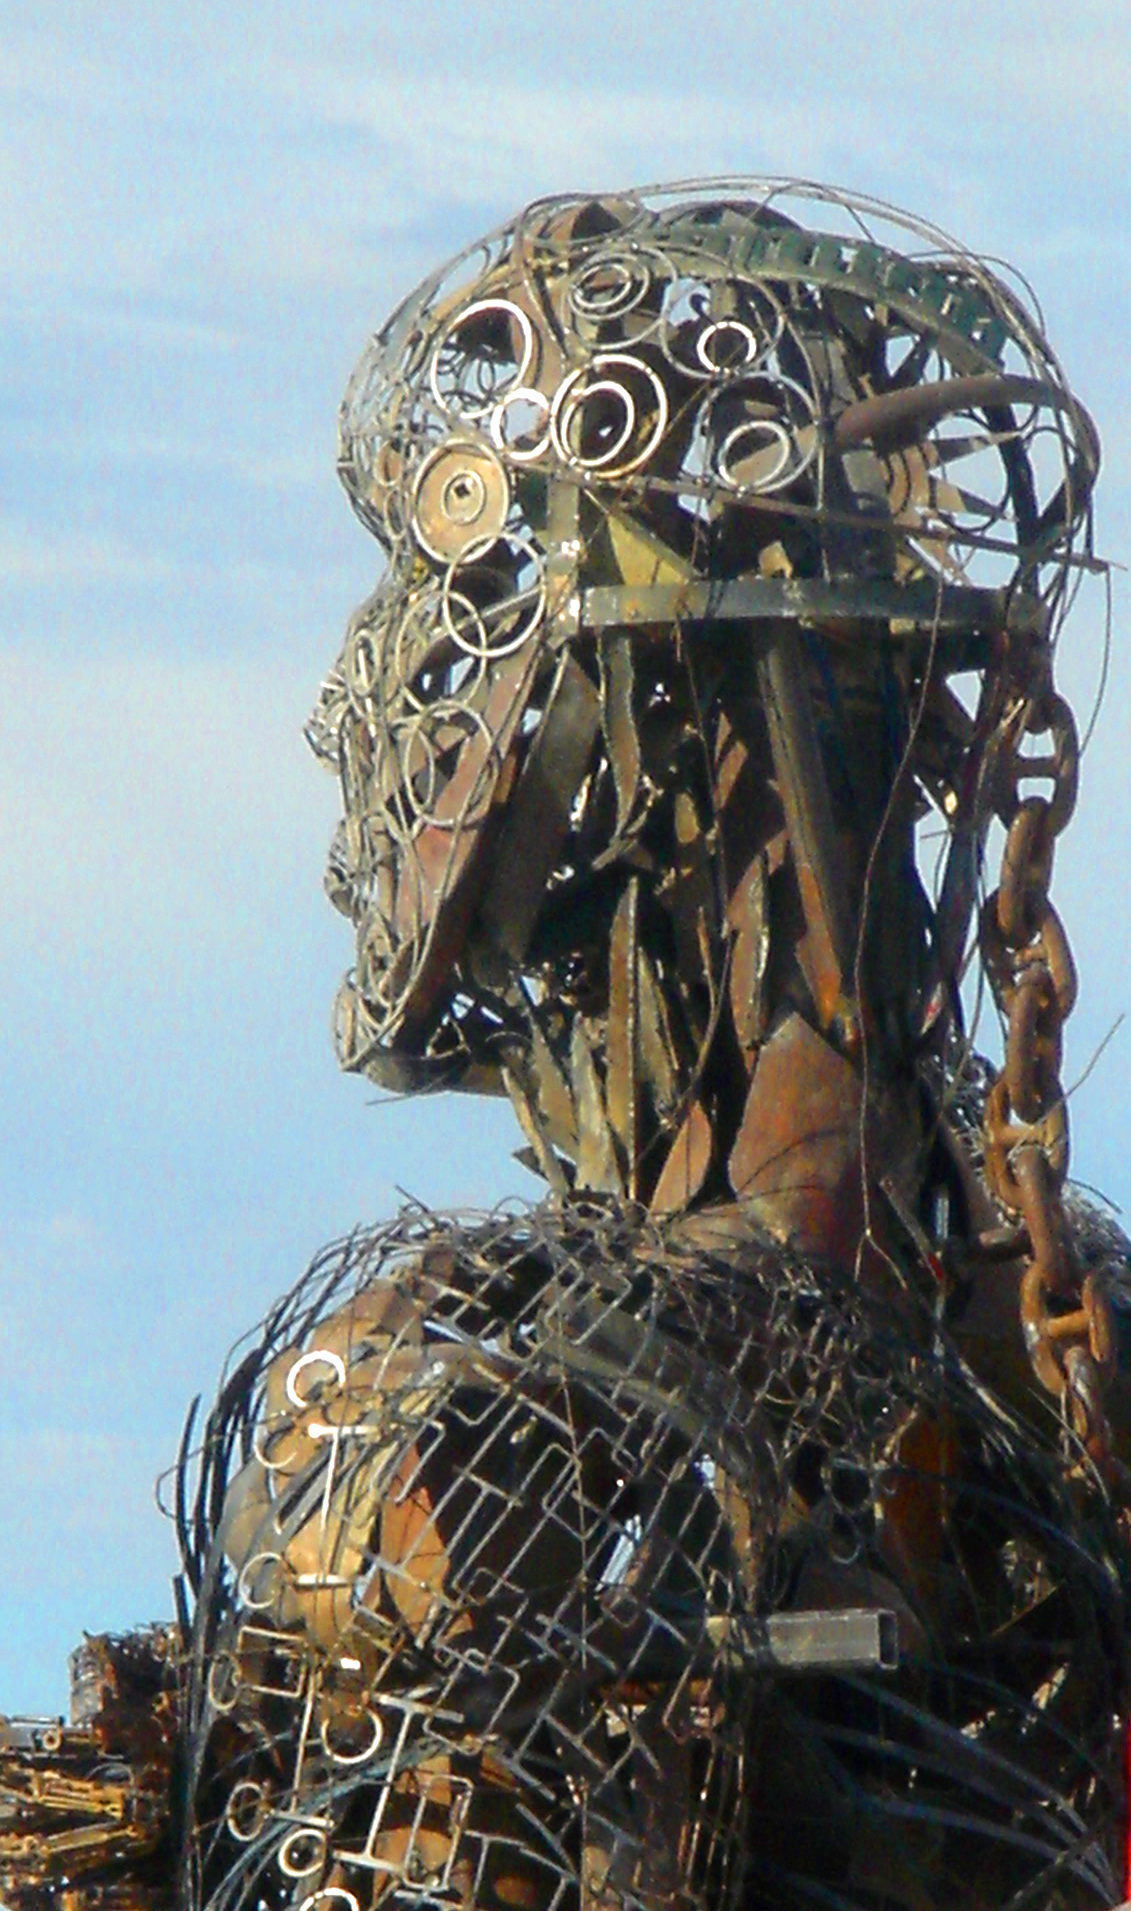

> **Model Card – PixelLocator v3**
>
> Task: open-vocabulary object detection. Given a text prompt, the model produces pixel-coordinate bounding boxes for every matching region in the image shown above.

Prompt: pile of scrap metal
[5,180,1131,1911]
[0,1629,180,1911]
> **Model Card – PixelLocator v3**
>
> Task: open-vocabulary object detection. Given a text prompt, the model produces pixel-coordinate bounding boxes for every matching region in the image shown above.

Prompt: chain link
[979,666,1115,1467]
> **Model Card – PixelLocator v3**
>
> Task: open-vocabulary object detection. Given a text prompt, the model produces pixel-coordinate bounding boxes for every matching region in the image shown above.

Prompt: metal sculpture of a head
[309,179,1097,1218]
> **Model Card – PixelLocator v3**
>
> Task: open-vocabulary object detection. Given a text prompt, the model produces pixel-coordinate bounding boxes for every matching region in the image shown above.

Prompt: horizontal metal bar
[0,1715,72,1753]
[706,1606,899,1673]
[581,576,1046,646]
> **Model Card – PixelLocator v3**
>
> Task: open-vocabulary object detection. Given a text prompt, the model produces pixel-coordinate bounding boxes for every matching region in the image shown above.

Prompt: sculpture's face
[308,181,1095,1090]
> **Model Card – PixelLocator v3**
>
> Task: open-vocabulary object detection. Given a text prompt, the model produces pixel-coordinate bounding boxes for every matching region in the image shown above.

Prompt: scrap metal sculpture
[5,180,1131,1911]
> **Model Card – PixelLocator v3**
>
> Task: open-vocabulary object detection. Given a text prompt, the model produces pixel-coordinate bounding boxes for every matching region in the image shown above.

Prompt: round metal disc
[412,440,510,562]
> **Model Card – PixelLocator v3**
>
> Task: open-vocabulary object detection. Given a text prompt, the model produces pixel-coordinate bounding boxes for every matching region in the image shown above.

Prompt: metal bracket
[706,1607,899,1674]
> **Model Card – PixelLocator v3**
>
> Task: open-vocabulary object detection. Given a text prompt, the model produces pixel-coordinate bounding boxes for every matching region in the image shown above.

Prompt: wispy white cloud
[0,517,344,598]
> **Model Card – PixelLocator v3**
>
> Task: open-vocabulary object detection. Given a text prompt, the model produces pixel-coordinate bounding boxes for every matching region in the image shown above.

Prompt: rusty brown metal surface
[6,179,1130,1911]
[166,1204,1131,1911]
[727,1012,864,1259]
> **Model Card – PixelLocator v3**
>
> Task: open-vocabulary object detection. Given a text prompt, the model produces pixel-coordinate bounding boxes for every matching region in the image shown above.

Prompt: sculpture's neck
[499,621,931,1267]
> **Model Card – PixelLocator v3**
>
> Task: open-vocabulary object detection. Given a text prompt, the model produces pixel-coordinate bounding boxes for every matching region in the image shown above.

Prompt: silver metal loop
[278,1826,328,1878]
[236,1551,287,1613]
[428,298,536,420]
[319,1707,384,1766]
[225,1780,270,1842]
[441,534,546,659]
[550,353,669,477]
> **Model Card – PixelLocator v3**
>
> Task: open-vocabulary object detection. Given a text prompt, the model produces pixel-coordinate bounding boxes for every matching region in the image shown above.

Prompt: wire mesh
[176,1195,1130,1911]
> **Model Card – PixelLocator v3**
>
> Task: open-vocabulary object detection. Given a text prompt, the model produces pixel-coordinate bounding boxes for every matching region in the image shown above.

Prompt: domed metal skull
[308,180,1097,1207]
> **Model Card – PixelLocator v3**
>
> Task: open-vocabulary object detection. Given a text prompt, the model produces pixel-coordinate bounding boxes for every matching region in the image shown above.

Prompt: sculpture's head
[309,180,1097,1217]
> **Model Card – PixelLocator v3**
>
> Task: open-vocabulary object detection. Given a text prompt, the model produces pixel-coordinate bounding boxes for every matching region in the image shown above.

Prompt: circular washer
[413,441,510,562]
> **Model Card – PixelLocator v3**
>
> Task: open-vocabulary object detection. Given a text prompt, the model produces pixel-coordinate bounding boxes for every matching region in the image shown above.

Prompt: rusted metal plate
[727,849,770,1065]
[570,1018,623,1194]
[605,878,640,1191]
[477,652,600,962]
[649,1094,713,1215]
[728,1012,863,1260]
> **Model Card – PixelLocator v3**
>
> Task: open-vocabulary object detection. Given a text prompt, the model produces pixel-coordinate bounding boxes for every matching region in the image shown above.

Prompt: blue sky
[4,0,1131,1714]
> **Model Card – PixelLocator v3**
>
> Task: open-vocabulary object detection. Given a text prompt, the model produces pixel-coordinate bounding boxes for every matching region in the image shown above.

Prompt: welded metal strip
[606,879,640,1194]
[570,1021,623,1194]
[581,575,1046,644]
[705,1607,899,1673]
[756,618,856,1032]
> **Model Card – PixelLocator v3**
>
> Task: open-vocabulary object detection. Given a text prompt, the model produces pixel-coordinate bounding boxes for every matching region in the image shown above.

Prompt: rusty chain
[979,670,1115,1465]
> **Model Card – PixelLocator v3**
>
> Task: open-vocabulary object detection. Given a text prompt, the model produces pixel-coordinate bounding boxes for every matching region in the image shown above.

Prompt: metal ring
[568,251,653,320]
[411,440,510,563]
[436,583,494,661]
[226,1780,269,1842]
[285,1350,347,1411]
[391,702,495,833]
[696,319,760,373]
[356,911,404,1010]
[342,623,384,712]
[549,353,669,477]
[555,376,637,470]
[386,591,450,713]
[717,418,796,492]
[386,716,442,832]
[332,976,377,1067]
[441,536,546,659]
[278,1826,329,1878]
[236,1551,288,1613]
[207,1650,241,1714]
[298,1891,360,1911]
[428,298,536,419]
[320,1707,384,1765]
[252,1412,303,1474]
[661,277,787,380]
[711,375,818,493]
